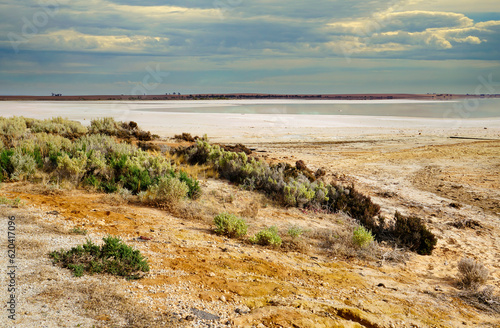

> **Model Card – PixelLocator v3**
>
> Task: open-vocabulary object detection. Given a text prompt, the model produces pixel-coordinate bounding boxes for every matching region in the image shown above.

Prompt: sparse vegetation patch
[177,140,437,255]
[50,236,149,279]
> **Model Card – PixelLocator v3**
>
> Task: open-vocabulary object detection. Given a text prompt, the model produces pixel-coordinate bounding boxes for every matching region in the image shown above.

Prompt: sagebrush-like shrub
[457,257,489,289]
[213,213,247,238]
[56,151,88,182]
[139,175,189,205]
[10,149,37,181]
[89,117,121,136]
[29,117,87,138]
[89,117,155,141]
[0,117,27,141]
[251,226,282,247]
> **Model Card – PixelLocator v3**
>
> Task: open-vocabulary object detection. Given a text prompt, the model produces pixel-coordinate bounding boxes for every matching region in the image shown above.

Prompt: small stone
[185,315,195,321]
[191,308,220,321]
[220,295,226,302]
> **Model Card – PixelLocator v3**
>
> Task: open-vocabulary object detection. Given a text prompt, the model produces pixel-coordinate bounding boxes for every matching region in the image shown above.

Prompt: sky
[0,0,499,95]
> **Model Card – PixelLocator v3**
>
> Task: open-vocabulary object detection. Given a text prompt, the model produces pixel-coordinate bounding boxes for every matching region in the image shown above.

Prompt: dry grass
[239,201,260,218]
[458,285,500,314]
[32,281,175,327]
[167,152,218,180]
[168,199,218,224]
[307,217,379,260]
[380,246,411,265]
[457,257,489,289]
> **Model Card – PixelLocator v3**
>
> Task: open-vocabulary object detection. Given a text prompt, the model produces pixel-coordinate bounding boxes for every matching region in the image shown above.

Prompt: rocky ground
[1,131,499,328]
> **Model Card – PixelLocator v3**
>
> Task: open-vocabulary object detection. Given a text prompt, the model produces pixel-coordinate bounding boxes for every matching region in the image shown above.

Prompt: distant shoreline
[1,93,499,101]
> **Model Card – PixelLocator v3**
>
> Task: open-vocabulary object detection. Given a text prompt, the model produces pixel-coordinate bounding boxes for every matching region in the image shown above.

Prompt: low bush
[0,149,15,180]
[139,175,189,206]
[326,185,380,230]
[56,152,88,183]
[89,117,157,141]
[9,149,37,181]
[213,213,248,238]
[392,212,437,255]
[457,257,489,289]
[88,117,122,136]
[50,236,149,279]
[174,132,196,142]
[0,116,27,142]
[250,226,282,247]
[352,226,374,249]
[179,171,201,199]
[28,117,87,139]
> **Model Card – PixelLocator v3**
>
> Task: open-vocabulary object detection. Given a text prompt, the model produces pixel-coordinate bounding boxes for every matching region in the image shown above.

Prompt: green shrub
[251,226,282,247]
[213,213,248,238]
[0,149,15,180]
[352,226,374,249]
[139,175,189,205]
[50,236,149,279]
[67,264,84,277]
[0,116,197,207]
[100,181,118,193]
[179,171,201,199]
[392,212,437,255]
[85,150,108,176]
[115,161,152,194]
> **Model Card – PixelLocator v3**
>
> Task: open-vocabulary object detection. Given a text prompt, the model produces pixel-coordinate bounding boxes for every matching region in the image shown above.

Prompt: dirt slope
[1,135,499,327]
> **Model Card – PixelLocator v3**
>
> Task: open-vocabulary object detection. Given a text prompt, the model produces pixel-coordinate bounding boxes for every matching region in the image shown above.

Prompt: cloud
[2,0,498,61]
[0,0,499,95]
[324,10,500,59]
[327,11,474,35]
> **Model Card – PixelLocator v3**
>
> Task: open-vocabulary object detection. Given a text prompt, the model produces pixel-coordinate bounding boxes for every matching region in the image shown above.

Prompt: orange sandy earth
[1,133,500,328]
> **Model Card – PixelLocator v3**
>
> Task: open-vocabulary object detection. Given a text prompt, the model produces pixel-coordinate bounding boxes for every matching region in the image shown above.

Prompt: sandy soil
[0,113,499,327]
